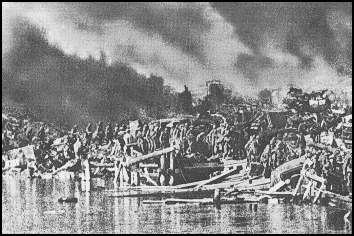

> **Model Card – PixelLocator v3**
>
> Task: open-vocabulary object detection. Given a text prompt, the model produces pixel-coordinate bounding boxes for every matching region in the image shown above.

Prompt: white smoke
[2,2,352,99]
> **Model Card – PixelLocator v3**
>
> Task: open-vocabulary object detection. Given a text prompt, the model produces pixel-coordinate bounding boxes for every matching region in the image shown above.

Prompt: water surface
[2,174,351,234]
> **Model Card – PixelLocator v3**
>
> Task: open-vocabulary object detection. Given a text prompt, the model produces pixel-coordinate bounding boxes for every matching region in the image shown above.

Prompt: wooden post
[160,154,166,186]
[119,168,125,187]
[122,165,130,185]
[293,172,304,197]
[82,158,91,192]
[213,188,221,205]
[303,180,313,201]
[160,154,166,170]
[131,170,140,186]
[113,161,121,189]
[313,182,325,203]
[170,151,175,171]
[136,171,140,186]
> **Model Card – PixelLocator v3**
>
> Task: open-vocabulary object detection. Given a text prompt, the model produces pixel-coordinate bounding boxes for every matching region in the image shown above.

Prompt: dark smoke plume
[2,20,179,127]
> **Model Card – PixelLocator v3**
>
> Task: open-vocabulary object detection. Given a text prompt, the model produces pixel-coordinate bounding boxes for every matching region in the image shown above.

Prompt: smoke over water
[2,2,352,124]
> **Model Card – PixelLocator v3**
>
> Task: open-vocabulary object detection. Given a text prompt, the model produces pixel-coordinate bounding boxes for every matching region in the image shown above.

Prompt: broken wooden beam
[139,163,159,168]
[254,190,293,196]
[268,179,290,192]
[89,162,114,167]
[304,171,325,183]
[140,169,159,186]
[124,145,178,167]
[194,166,242,190]
[108,187,213,198]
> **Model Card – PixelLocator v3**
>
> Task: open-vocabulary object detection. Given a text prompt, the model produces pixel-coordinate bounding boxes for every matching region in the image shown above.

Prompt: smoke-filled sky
[2,2,352,95]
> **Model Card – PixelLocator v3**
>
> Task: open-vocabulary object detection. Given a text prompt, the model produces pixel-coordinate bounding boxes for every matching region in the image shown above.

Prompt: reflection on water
[2,175,352,234]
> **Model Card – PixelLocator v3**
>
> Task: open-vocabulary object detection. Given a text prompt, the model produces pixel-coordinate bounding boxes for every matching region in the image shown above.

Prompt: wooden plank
[142,200,165,204]
[52,159,78,176]
[268,179,290,192]
[315,188,352,203]
[237,178,271,191]
[173,179,207,189]
[292,173,305,197]
[125,145,178,167]
[194,166,242,189]
[304,172,325,183]
[255,190,293,196]
[139,163,159,168]
[313,183,325,203]
[107,185,173,192]
[140,169,158,186]
[108,188,213,198]
[89,162,114,167]
[165,198,213,204]
[131,149,142,157]
[199,179,249,190]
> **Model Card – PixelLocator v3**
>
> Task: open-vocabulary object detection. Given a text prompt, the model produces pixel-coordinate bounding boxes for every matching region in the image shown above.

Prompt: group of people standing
[2,107,351,194]
[304,145,352,196]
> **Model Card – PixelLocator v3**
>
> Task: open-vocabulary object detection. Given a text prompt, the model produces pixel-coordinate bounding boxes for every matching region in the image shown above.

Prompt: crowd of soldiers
[2,116,62,154]
[1,105,352,196]
[303,145,352,196]
[2,115,251,176]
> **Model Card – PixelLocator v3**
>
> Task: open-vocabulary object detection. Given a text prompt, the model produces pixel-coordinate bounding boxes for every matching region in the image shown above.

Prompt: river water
[2,174,352,234]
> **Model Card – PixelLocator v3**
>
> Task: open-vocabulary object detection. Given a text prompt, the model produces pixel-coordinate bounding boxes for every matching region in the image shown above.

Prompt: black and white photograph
[2,2,352,234]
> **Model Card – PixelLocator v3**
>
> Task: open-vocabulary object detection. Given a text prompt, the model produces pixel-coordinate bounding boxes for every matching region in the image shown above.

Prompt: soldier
[25,125,34,144]
[260,143,270,177]
[222,136,233,159]
[322,155,332,191]
[343,154,352,196]
[142,123,149,138]
[94,121,105,145]
[110,125,122,155]
[297,131,306,155]
[37,125,46,143]
[123,129,133,156]
[185,124,194,138]
[297,121,307,134]
[84,123,93,144]
[154,124,162,150]
[207,124,218,156]
[144,125,154,152]
[70,124,79,136]
[159,127,170,149]
[245,135,256,166]
[311,122,321,143]
[105,122,113,144]
[248,135,260,165]
[63,136,75,161]
[186,135,198,155]
[112,124,119,139]
[170,123,180,146]
[136,129,148,154]
[2,130,10,153]
[117,126,126,149]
